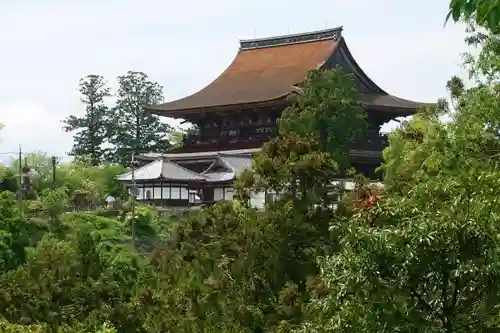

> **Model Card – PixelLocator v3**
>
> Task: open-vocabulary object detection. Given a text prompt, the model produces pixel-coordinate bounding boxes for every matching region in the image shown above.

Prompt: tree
[10,152,53,196]
[299,57,500,333]
[138,68,366,332]
[0,192,32,273]
[169,124,199,148]
[447,0,500,33]
[0,166,18,193]
[63,75,112,166]
[109,71,172,166]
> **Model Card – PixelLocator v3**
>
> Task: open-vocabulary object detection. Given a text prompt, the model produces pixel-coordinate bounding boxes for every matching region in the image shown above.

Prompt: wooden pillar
[152,181,155,206]
[160,177,164,207]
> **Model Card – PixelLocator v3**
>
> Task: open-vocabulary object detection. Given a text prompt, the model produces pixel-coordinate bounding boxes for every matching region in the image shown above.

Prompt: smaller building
[117,150,266,207]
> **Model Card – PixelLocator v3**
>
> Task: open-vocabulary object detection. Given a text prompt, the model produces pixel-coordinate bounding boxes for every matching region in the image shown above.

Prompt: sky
[0,0,468,163]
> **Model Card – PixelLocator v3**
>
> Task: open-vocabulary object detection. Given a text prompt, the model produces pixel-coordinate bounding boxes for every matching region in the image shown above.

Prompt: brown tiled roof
[149,39,338,115]
[359,93,422,111]
[148,27,424,117]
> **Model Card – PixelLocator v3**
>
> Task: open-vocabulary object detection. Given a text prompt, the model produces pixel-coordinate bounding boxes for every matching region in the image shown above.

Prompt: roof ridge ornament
[239,26,343,51]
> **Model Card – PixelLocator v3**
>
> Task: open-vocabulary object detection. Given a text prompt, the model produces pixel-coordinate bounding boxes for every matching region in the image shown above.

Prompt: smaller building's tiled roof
[118,151,255,184]
[204,172,234,182]
[137,147,259,161]
[117,158,206,181]
[218,154,253,177]
[201,154,253,183]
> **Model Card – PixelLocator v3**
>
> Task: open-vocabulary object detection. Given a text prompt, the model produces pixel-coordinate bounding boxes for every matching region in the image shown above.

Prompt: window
[224,187,234,200]
[180,187,189,200]
[170,187,181,199]
[145,190,152,200]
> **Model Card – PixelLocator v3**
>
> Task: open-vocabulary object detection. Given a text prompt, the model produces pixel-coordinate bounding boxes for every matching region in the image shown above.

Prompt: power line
[0,151,65,157]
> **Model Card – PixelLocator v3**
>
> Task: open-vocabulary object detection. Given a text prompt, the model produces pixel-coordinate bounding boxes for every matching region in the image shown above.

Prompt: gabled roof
[219,154,253,176]
[117,158,206,181]
[202,154,253,182]
[147,26,424,117]
[117,153,254,184]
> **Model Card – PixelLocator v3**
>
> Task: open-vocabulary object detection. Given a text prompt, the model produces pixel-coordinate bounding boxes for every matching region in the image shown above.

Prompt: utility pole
[17,145,22,213]
[131,152,136,249]
[51,156,57,189]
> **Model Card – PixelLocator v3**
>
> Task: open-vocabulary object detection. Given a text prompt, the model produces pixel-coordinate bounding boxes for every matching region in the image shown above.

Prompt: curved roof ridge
[240,26,342,50]
[116,158,207,181]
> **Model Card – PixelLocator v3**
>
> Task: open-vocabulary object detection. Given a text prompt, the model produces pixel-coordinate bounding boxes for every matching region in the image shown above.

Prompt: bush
[94,209,120,218]
[0,319,44,332]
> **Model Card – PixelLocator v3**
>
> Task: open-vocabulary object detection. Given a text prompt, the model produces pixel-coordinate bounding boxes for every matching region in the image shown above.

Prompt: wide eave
[148,27,425,118]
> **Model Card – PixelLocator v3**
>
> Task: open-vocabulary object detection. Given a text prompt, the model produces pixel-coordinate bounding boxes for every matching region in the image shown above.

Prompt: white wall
[133,185,189,200]
[250,192,265,209]
[214,187,234,201]
[130,180,376,205]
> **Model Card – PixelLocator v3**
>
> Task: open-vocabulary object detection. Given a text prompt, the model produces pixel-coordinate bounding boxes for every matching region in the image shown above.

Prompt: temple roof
[117,153,254,183]
[147,27,424,117]
[204,154,253,175]
[117,158,206,182]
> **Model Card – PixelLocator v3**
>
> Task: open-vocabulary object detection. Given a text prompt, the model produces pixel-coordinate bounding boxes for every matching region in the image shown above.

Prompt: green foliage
[121,205,158,240]
[3,152,127,205]
[0,192,32,272]
[40,188,69,218]
[0,165,19,193]
[0,218,145,332]
[10,152,53,195]
[447,0,500,33]
[108,71,173,166]
[461,24,500,88]
[57,158,127,203]
[279,68,366,172]
[169,124,200,148]
[130,68,365,332]
[299,38,500,332]
[63,75,112,166]
[0,319,45,332]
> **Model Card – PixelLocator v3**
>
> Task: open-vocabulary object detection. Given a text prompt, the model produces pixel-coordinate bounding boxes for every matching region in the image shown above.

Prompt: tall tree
[109,71,172,166]
[63,75,111,166]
